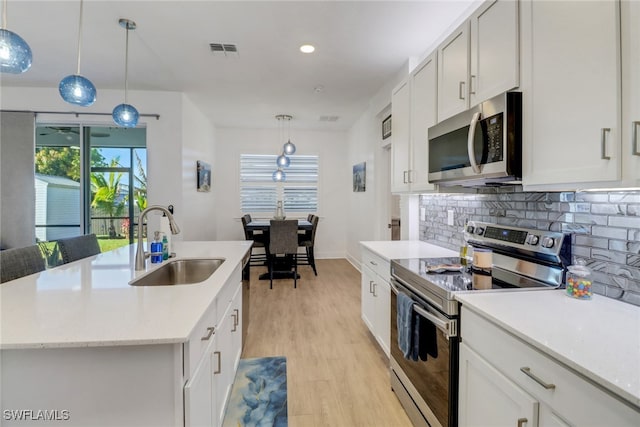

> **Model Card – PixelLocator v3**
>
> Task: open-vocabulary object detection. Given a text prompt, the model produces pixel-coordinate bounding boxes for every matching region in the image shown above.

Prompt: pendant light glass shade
[276,154,290,168]
[272,168,286,182]
[113,18,138,127]
[59,0,96,106]
[0,29,32,74]
[112,103,139,128]
[283,139,296,155]
[59,74,96,106]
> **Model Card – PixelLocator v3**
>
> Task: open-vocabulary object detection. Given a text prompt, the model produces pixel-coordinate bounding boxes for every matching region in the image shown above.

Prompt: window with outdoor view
[35,125,146,264]
[240,154,318,214]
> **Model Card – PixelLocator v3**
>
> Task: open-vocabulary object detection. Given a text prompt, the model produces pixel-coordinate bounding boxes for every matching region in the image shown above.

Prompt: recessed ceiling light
[300,44,315,54]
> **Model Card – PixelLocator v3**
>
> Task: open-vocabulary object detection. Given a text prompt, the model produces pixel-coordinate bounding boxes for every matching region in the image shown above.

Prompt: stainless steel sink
[129,258,225,286]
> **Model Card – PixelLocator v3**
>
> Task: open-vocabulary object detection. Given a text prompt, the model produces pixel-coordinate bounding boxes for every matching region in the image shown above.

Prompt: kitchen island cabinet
[0,241,252,427]
[457,291,640,426]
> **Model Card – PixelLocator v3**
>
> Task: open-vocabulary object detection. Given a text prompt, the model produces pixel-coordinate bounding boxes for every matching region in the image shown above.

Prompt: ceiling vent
[319,115,339,122]
[209,43,238,56]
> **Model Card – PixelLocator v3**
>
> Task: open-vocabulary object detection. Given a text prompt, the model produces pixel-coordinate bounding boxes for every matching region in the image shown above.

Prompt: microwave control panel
[483,113,503,163]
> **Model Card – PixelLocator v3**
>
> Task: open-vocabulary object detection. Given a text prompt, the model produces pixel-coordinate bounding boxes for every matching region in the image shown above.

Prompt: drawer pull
[372,282,377,297]
[369,260,378,266]
[233,309,239,327]
[201,326,215,341]
[214,351,221,374]
[517,418,528,427]
[231,312,238,332]
[520,367,556,390]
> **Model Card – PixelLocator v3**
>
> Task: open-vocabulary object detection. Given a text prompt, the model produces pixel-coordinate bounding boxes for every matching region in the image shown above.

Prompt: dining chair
[57,234,101,264]
[267,219,300,289]
[298,215,319,276]
[241,214,267,266]
[0,245,46,283]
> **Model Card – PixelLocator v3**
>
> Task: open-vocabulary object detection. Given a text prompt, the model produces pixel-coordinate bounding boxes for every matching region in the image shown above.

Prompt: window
[240,154,318,214]
[35,125,146,254]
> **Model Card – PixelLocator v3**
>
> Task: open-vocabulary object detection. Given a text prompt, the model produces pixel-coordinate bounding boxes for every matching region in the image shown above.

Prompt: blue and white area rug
[223,357,288,427]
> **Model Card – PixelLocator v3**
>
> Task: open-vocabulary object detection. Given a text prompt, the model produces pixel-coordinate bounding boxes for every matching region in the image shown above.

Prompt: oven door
[390,278,459,427]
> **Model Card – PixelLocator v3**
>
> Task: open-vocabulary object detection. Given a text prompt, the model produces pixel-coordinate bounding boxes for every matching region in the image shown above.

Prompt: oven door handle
[390,281,457,339]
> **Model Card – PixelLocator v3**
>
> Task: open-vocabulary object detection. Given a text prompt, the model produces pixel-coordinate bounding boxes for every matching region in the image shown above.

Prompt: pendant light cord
[75,0,84,75]
[124,24,129,104]
[2,0,7,30]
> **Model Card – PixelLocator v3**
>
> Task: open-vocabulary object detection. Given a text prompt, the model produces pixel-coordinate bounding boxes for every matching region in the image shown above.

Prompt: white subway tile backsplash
[419,189,640,306]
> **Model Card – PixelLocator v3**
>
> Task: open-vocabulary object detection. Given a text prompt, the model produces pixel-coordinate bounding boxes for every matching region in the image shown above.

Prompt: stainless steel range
[389,221,571,427]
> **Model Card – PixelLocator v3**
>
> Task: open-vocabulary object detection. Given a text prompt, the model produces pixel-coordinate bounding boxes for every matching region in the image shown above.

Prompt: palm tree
[91,159,127,238]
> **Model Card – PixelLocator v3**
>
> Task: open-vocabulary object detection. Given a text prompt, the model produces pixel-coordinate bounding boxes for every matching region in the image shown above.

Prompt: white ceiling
[2,0,477,131]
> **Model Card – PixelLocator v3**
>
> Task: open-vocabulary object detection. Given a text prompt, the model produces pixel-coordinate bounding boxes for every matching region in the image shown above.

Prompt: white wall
[181,94,217,241]
[1,86,216,241]
[213,127,349,259]
[344,67,408,266]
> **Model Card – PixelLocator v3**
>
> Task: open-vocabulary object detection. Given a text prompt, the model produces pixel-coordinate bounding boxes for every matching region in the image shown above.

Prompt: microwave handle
[468,112,482,173]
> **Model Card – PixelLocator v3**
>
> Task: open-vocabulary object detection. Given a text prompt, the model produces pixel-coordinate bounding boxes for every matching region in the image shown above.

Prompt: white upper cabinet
[438,0,520,122]
[521,0,622,188]
[469,0,520,106]
[391,53,438,194]
[410,53,438,192]
[391,78,412,193]
[437,22,470,121]
[622,0,640,187]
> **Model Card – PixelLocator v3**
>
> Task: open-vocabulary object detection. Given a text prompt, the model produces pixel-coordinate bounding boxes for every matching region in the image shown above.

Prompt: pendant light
[0,0,32,73]
[59,0,96,106]
[282,114,296,155]
[273,114,293,182]
[272,168,286,182]
[112,18,139,128]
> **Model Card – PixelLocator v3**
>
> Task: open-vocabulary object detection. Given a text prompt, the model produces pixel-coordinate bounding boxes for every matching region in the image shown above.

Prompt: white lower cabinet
[459,306,640,427]
[360,248,390,357]
[185,338,215,427]
[459,343,539,427]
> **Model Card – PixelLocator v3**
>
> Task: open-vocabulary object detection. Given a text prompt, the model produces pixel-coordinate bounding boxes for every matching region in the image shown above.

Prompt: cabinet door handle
[201,326,215,341]
[403,170,408,184]
[372,282,377,297]
[231,313,238,332]
[233,309,239,328]
[369,260,378,266]
[601,128,611,160]
[517,418,528,427]
[470,75,476,95]
[459,81,466,100]
[213,351,221,374]
[369,280,374,293]
[408,170,413,183]
[520,367,556,390]
[633,121,640,156]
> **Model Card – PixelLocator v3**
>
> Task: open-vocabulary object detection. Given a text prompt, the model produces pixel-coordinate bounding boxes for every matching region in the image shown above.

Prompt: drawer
[461,307,640,425]
[184,301,217,378]
[362,248,390,281]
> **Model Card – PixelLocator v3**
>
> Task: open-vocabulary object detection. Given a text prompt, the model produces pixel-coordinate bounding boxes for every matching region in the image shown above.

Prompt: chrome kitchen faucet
[135,205,181,270]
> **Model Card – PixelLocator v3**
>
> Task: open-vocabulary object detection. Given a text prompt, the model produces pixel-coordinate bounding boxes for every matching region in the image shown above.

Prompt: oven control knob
[526,234,540,245]
[475,227,485,235]
[466,225,475,234]
[541,236,555,248]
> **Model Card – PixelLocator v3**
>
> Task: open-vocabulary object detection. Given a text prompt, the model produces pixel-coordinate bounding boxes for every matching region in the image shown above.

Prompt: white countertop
[456,290,640,408]
[360,240,458,261]
[0,241,252,350]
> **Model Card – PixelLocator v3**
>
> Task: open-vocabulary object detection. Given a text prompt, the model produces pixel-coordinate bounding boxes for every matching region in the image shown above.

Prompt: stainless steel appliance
[390,221,571,427]
[428,92,522,187]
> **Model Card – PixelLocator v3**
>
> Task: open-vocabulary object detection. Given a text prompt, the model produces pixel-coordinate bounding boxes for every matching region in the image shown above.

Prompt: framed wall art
[197,160,211,192]
[382,114,392,140]
[353,162,366,192]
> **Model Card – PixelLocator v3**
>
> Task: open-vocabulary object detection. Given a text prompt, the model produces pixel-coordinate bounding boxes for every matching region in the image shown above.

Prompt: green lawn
[96,236,132,252]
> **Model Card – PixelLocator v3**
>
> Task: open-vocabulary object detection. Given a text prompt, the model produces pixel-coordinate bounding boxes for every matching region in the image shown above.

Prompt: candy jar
[566,260,592,300]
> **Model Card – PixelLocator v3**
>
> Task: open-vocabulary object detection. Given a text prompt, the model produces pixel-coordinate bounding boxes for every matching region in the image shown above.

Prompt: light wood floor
[242,259,412,427]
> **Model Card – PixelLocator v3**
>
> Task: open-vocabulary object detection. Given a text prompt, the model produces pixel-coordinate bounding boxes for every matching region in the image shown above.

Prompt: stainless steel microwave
[427,92,522,187]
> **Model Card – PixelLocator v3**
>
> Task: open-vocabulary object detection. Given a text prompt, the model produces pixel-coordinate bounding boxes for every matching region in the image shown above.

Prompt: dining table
[245,219,312,280]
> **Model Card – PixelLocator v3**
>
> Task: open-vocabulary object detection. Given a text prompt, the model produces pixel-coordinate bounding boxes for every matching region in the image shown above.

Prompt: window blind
[240,154,318,213]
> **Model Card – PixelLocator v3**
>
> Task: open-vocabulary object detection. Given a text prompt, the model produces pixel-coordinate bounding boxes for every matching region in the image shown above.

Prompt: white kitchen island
[0,240,252,427]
